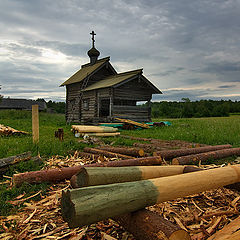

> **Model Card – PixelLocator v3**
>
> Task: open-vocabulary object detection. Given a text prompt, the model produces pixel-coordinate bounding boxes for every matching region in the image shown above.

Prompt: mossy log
[13,156,162,187]
[61,164,240,228]
[96,146,145,157]
[114,209,190,240]
[172,147,240,165]
[70,165,196,188]
[207,216,240,240]
[83,147,131,159]
[154,144,232,160]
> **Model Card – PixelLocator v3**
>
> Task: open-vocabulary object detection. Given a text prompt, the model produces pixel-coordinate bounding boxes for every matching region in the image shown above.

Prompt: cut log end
[169,230,191,240]
[139,149,145,157]
[61,190,77,228]
[172,158,179,165]
[70,168,89,188]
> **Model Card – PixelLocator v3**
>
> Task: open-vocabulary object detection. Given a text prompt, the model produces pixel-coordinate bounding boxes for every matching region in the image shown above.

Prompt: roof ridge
[81,56,110,68]
[114,68,143,77]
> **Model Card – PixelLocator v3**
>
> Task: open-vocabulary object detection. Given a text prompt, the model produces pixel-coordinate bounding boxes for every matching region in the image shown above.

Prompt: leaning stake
[13,156,162,187]
[70,165,187,188]
[172,147,240,165]
[114,209,190,240]
[61,164,240,228]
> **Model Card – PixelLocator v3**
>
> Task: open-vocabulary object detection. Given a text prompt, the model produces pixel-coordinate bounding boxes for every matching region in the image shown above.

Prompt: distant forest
[45,99,240,118]
[150,99,240,118]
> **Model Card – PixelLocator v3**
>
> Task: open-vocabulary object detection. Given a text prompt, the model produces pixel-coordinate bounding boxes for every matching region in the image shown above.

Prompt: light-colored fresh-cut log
[96,146,145,157]
[83,132,120,137]
[153,144,232,160]
[70,165,186,188]
[61,164,240,228]
[172,147,240,165]
[207,216,240,240]
[72,125,117,133]
[83,147,131,159]
[115,117,150,129]
[114,209,190,240]
[13,156,162,187]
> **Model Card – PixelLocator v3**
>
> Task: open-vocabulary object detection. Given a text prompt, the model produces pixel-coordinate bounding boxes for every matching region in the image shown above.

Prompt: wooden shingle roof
[60,57,111,86]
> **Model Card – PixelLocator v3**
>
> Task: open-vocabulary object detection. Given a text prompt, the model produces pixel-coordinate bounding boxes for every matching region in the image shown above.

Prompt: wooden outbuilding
[60,31,162,123]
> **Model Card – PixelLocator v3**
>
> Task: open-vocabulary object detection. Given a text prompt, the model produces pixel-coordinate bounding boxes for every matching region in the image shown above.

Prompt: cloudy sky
[0,0,240,102]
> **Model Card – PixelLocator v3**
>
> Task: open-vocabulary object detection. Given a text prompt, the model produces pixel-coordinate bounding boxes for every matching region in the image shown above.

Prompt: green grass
[0,110,240,216]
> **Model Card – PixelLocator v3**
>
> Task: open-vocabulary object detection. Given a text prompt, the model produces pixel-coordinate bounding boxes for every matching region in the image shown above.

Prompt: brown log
[133,143,159,152]
[83,147,131,159]
[120,135,152,142]
[172,147,240,165]
[12,156,162,187]
[96,146,145,157]
[113,209,190,240]
[154,144,232,160]
[207,216,240,240]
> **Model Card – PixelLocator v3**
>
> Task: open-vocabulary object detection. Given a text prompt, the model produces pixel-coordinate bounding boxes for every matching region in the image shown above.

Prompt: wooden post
[61,164,240,228]
[32,105,39,144]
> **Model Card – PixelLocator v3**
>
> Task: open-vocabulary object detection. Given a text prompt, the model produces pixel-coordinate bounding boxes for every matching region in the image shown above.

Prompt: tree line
[150,99,240,118]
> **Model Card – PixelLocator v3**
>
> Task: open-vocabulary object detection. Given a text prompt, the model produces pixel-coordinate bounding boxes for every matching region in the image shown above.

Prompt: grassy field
[0,110,239,216]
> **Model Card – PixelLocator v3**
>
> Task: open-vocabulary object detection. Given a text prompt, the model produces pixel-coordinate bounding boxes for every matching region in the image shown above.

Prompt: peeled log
[207,216,240,240]
[83,132,120,137]
[70,165,186,188]
[172,148,240,165]
[72,125,117,133]
[83,147,131,159]
[96,146,145,157]
[154,144,232,160]
[114,209,190,240]
[13,156,162,187]
[61,164,240,228]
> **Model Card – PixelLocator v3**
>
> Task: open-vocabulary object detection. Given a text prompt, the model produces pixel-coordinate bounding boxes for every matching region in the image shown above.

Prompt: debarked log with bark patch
[13,156,162,187]
[114,209,191,240]
[172,147,240,165]
[70,165,201,188]
[61,164,240,228]
[153,144,232,160]
[96,146,145,157]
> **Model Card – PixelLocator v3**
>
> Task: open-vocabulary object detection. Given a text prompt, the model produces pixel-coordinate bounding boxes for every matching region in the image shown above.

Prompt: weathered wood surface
[32,105,39,143]
[70,165,186,188]
[115,117,150,129]
[207,216,240,240]
[153,144,232,160]
[172,147,240,165]
[61,164,240,228]
[13,156,162,187]
[114,209,190,240]
[83,147,131,159]
[96,146,145,157]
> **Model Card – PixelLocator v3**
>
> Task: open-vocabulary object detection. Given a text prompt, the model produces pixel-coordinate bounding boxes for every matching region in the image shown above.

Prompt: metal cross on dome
[90,31,96,48]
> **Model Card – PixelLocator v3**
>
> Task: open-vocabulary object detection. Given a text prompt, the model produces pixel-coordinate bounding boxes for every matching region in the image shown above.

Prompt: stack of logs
[12,142,240,240]
[72,125,120,137]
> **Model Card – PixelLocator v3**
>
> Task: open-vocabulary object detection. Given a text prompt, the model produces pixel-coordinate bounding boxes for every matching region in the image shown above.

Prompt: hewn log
[172,148,240,165]
[153,145,232,160]
[61,164,240,228]
[207,216,240,240]
[72,125,117,133]
[83,147,131,159]
[13,156,162,187]
[70,165,186,188]
[96,146,145,157]
[114,209,190,240]
[83,132,120,137]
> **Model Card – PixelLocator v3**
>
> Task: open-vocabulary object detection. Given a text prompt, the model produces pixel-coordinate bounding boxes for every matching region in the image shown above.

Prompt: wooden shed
[60,32,162,123]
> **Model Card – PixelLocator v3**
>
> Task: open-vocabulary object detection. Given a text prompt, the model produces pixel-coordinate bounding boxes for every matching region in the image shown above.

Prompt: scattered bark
[114,209,190,240]
[172,148,240,165]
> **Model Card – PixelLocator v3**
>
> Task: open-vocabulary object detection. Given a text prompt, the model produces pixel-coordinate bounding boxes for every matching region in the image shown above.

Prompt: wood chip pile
[0,124,28,136]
